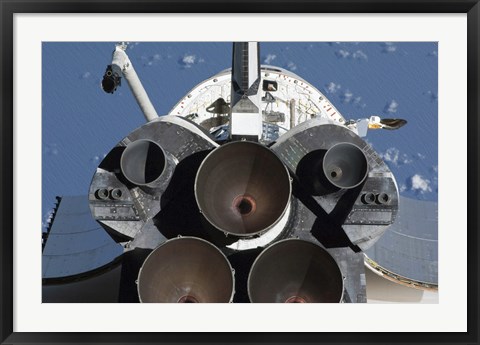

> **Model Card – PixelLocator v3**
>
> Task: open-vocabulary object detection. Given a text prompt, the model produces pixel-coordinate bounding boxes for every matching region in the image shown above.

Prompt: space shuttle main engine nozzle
[120,139,171,188]
[247,239,344,303]
[323,142,368,189]
[195,141,291,240]
[137,237,235,303]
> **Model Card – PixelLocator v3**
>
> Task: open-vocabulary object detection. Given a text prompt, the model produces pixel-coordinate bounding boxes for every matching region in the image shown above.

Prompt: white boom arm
[106,43,159,122]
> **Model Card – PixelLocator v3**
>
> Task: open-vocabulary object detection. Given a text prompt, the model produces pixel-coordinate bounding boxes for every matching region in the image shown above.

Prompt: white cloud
[382,42,397,53]
[355,99,366,109]
[334,47,367,61]
[263,54,277,64]
[127,42,140,50]
[177,54,201,68]
[384,99,399,114]
[363,138,374,148]
[335,49,350,58]
[81,71,91,79]
[325,82,341,94]
[141,53,163,67]
[340,90,354,103]
[286,61,297,71]
[352,50,368,61]
[409,174,432,194]
[177,53,205,68]
[90,153,108,163]
[380,147,412,166]
[42,208,55,231]
[337,89,366,108]
[381,148,399,165]
[182,54,196,66]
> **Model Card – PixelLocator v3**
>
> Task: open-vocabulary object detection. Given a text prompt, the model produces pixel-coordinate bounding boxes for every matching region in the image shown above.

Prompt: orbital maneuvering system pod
[89,41,404,303]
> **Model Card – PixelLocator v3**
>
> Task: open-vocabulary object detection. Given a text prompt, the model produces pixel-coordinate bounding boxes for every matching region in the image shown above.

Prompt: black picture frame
[1,1,479,344]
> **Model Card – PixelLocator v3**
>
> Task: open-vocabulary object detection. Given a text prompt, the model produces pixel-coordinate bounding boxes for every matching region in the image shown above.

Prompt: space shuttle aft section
[87,42,400,303]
